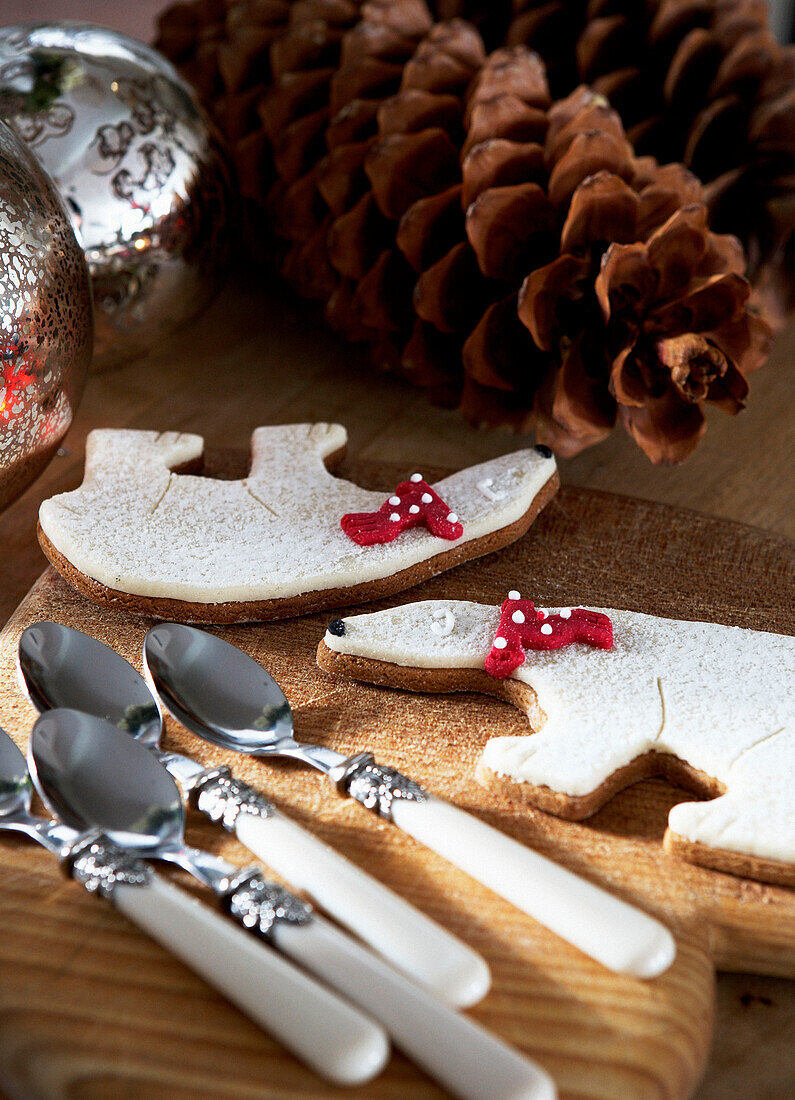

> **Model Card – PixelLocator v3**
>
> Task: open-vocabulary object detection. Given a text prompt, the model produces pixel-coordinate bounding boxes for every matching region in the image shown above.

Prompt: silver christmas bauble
[0,23,232,367]
[0,118,92,511]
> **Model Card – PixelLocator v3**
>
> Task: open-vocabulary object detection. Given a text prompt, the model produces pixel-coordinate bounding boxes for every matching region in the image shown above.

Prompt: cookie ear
[248,423,348,485]
[84,430,204,483]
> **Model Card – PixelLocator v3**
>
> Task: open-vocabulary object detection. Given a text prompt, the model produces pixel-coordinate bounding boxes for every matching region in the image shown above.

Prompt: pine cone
[400,44,553,423]
[155,0,291,232]
[399,1,795,328]
[155,0,793,330]
[703,45,795,328]
[290,33,772,463]
[503,1,588,96]
[259,1,359,221]
[469,64,769,464]
[156,0,227,102]
[433,0,511,52]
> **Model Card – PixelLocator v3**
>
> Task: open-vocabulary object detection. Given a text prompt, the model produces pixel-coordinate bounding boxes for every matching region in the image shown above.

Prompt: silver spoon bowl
[0,728,31,820]
[0,725,150,903]
[30,707,183,856]
[19,621,161,745]
[145,623,353,775]
[0,726,80,854]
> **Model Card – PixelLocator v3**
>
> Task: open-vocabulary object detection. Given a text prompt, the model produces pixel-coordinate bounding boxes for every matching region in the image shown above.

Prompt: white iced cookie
[318,599,795,884]
[37,425,558,621]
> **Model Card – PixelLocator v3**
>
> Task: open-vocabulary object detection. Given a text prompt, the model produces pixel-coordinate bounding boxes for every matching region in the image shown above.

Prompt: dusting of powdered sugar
[324,600,795,863]
[38,424,556,603]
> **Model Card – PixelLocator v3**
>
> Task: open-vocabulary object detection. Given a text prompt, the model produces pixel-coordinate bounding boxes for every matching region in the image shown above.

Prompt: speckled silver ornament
[0,118,92,511]
[0,23,232,367]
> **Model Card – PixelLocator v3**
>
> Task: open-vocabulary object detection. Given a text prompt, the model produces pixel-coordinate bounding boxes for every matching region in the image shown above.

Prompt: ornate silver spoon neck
[158,842,242,895]
[260,741,347,776]
[0,811,88,857]
[154,845,314,938]
[156,748,211,788]
[329,753,428,822]
[0,813,60,853]
[68,836,153,898]
[0,812,151,898]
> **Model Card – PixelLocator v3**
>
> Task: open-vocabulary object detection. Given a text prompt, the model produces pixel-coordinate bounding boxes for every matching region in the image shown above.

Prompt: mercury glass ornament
[0,119,92,511]
[0,23,232,367]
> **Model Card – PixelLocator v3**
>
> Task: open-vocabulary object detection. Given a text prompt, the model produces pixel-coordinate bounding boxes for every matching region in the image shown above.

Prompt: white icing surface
[323,600,795,863]
[38,425,556,604]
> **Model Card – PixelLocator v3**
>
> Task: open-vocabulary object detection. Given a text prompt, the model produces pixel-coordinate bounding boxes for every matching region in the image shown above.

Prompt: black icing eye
[534,444,553,458]
[327,618,346,637]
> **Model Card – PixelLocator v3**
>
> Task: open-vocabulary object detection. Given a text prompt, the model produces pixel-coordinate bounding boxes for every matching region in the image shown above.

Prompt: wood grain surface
[0,449,792,1100]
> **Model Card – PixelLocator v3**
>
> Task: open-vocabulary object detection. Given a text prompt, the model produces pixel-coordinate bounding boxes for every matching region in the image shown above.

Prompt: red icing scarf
[342,475,463,545]
[485,595,613,679]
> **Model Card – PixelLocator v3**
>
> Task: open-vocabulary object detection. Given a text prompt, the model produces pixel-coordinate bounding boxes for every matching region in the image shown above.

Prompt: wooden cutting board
[0,457,792,1100]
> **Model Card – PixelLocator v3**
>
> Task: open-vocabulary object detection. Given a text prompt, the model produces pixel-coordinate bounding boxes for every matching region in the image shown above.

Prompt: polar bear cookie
[37,425,558,622]
[317,596,795,885]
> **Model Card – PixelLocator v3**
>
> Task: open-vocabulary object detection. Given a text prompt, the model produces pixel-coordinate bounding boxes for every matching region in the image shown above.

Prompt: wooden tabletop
[0,268,792,1099]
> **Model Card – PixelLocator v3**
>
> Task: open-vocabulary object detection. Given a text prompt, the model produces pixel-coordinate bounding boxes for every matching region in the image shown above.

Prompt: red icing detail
[341,477,464,545]
[485,598,613,679]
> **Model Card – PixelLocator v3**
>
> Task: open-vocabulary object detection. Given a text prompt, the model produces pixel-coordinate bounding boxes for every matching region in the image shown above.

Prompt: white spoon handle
[272,914,556,1100]
[389,795,676,979]
[113,874,389,1086]
[235,809,490,1007]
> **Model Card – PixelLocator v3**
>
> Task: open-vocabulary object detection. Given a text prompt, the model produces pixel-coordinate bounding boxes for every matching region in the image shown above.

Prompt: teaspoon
[145,622,677,980]
[29,708,557,1100]
[18,620,489,1008]
[0,726,382,1086]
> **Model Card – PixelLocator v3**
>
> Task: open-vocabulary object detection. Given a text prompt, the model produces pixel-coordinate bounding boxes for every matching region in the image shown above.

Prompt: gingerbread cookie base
[663,832,795,890]
[40,471,559,623]
[480,759,795,888]
[317,643,549,726]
